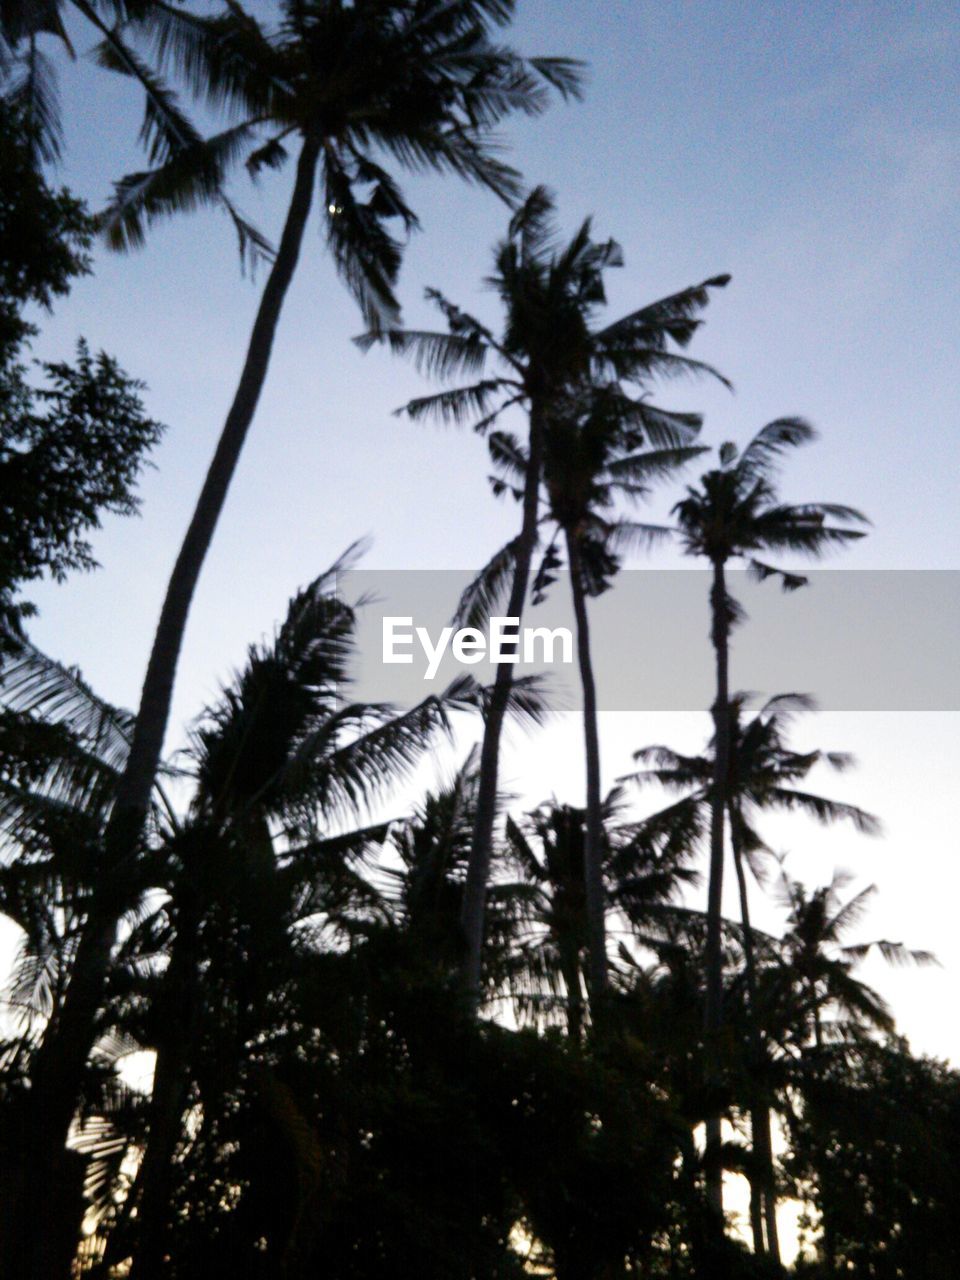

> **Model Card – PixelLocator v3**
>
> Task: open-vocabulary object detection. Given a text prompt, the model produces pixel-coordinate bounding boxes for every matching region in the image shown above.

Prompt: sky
[5,1,959,1061]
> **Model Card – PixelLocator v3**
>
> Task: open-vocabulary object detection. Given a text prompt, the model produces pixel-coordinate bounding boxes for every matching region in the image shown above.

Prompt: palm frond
[5,36,62,162]
[99,120,261,252]
[736,417,817,478]
[357,328,490,381]
[595,273,731,349]
[453,537,522,630]
[0,639,133,774]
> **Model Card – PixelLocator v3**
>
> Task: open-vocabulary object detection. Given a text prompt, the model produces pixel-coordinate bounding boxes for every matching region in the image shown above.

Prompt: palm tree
[21,3,580,1252]
[0,567,533,1274]
[367,186,728,996]
[124,559,523,1278]
[378,751,527,1002]
[672,420,868,1218]
[769,871,936,1272]
[0,640,176,1274]
[501,788,698,1040]
[773,870,934,1056]
[488,386,707,1009]
[627,692,879,1262]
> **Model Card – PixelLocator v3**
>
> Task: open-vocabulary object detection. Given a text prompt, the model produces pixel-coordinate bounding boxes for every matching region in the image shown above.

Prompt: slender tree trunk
[18,133,323,1279]
[703,557,731,1223]
[758,1103,781,1265]
[461,403,544,998]
[564,529,607,1009]
[748,1179,765,1263]
[730,820,781,1266]
[129,905,201,1280]
[559,940,584,1042]
[676,1125,712,1280]
[813,988,824,1052]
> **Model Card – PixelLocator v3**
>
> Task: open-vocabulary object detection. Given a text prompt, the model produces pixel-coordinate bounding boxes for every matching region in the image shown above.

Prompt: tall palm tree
[367,186,728,995]
[627,692,879,1263]
[672,421,868,1218]
[488,386,707,1008]
[21,3,580,1252]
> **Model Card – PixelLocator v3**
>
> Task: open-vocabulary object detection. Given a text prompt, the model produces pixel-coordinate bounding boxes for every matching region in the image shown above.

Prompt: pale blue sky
[12,1,960,1056]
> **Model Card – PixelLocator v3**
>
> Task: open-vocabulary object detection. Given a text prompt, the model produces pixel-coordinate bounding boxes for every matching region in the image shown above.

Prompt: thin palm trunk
[20,134,322,1279]
[730,820,781,1266]
[129,909,201,1280]
[558,938,585,1042]
[461,404,544,998]
[704,557,730,1221]
[757,1103,781,1265]
[564,529,607,1009]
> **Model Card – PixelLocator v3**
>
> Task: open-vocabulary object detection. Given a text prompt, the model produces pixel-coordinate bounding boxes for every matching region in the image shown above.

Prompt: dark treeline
[0,4,955,1279]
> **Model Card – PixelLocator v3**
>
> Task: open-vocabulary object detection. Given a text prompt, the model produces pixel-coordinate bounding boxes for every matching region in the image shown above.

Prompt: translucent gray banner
[338,569,960,712]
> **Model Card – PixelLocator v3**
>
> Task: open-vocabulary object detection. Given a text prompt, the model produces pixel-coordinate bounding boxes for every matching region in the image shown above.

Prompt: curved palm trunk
[20,134,322,1279]
[704,557,731,1222]
[564,529,607,1011]
[461,404,544,999]
[730,819,781,1266]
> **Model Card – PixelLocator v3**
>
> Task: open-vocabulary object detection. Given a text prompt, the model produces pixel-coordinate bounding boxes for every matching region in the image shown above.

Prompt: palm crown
[773,871,935,1049]
[489,385,708,598]
[674,418,868,582]
[99,2,582,321]
[369,185,726,438]
[501,788,697,1033]
[627,692,880,878]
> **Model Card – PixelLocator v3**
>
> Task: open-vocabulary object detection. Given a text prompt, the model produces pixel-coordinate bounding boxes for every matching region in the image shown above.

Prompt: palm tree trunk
[757,1103,781,1265]
[559,940,585,1042]
[128,906,201,1280]
[564,529,607,1010]
[704,557,731,1222]
[748,1180,765,1263]
[19,133,323,1279]
[461,403,544,999]
[730,820,781,1266]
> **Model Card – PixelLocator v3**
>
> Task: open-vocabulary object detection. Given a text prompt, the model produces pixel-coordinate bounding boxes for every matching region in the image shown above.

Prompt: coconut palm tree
[772,870,935,1057]
[772,869,943,1280]
[501,787,699,1040]
[20,5,579,1256]
[672,421,868,1219]
[123,559,534,1278]
[771,871,936,1274]
[376,750,528,1006]
[366,186,728,996]
[487,386,707,1008]
[626,692,879,1262]
[0,640,177,1274]
[0,565,537,1275]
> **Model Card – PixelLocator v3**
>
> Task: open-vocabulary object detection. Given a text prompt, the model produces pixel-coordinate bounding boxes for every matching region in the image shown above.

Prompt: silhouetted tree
[0,101,163,645]
[672,423,867,1220]
[627,693,879,1263]
[18,11,579,1270]
[369,186,727,996]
